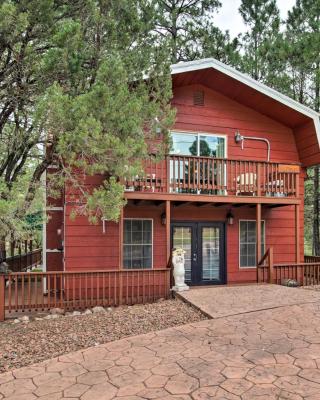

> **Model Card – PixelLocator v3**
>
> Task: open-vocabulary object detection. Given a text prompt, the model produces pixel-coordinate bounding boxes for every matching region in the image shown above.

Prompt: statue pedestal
[172,283,189,292]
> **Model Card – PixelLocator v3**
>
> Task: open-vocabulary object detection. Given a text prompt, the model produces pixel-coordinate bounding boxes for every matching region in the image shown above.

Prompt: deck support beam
[166,200,171,266]
[295,204,300,263]
[256,204,262,267]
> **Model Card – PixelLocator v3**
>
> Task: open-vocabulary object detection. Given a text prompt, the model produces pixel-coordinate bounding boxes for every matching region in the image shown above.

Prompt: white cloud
[213,0,297,38]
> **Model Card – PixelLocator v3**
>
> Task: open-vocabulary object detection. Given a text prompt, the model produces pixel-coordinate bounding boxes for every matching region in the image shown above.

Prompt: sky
[214,0,296,38]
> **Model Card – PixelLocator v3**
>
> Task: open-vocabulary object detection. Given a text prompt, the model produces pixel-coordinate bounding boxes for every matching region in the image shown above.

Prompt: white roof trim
[171,58,320,146]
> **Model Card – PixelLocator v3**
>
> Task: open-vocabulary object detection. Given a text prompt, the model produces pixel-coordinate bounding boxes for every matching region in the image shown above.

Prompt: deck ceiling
[172,69,309,129]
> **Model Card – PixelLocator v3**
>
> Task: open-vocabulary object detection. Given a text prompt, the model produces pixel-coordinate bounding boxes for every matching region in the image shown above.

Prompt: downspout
[234,131,271,162]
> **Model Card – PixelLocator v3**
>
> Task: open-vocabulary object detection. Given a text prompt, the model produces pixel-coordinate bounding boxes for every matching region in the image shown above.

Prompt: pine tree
[239,0,282,84]
[285,0,320,255]
[0,0,174,237]
[150,0,222,63]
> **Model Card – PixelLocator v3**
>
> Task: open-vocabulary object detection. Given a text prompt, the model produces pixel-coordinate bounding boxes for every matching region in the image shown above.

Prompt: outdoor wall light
[234,130,271,162]
[161,212,166,226]
[226,210,234,226]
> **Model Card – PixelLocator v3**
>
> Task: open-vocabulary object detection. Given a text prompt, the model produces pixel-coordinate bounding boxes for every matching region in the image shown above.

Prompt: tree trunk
[313,165,320,255]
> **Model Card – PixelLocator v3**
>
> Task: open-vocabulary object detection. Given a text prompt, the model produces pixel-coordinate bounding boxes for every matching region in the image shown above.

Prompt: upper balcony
[124,155,301,204]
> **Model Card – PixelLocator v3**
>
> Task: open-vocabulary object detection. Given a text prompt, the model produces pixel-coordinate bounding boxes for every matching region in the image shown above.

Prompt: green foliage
[0,0,319,253]
[237,0,320,255]
[0,0,174,238]
[148,0,240,63]
[239,0,281,84]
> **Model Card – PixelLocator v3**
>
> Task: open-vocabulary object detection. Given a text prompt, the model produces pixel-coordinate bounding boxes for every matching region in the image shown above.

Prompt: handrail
[257,247,274,284]
[167,155,301,168]
[258,248,271,266]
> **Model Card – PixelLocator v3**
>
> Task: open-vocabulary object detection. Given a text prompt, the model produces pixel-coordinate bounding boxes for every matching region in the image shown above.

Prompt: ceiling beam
[196,202,211,207]
[133,199,144,206]
[153,200,164,207]
[173,201,191,208]
[267,204,288,209]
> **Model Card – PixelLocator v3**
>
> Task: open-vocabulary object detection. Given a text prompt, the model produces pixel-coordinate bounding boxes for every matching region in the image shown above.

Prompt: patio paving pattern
[177,284,320,318]
[2,286,320,398]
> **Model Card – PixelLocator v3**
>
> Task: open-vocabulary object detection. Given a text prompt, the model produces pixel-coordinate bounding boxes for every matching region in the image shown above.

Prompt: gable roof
[171,58,320,167]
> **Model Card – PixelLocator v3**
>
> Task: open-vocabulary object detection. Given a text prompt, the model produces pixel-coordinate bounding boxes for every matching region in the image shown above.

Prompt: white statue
[172,248,189,292]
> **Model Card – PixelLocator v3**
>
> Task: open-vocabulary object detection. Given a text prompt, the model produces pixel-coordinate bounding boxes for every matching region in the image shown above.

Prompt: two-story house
[45,58,320,301]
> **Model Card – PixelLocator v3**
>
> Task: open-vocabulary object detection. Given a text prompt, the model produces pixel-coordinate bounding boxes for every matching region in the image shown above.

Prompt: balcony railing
[124,155,300,198]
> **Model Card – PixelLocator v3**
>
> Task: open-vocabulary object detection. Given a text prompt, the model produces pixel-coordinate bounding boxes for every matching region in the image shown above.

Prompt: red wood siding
[294,120,320,167]
[64,205,119,271]
[173,84,300,164]
[47,81,306,284]
[173,69,310,128]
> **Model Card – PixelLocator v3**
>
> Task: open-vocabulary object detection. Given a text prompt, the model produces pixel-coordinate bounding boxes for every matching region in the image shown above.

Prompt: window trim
[238,219,266,269]
[123,218,153,269]
[170,130,228,158]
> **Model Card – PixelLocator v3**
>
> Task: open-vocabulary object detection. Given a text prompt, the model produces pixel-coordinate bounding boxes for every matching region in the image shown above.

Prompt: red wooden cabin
[45,58,320,301]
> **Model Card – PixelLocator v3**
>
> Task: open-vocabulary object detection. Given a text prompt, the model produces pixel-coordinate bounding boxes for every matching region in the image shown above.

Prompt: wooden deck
[124,155,301,203]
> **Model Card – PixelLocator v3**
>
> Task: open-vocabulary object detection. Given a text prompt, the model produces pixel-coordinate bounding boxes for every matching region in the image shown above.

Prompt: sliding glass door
[169,131,226,193]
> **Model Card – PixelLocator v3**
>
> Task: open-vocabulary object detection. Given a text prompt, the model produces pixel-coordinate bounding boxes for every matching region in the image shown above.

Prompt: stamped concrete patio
[2,285,320,399]
[177,284,320,318]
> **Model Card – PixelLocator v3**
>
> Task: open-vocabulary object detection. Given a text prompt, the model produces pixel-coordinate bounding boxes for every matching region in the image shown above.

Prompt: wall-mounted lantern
[226,210,234,226]
[161,212,166,226]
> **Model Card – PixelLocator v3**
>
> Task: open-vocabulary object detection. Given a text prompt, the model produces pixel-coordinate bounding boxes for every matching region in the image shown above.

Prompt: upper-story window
[170,132,226,158]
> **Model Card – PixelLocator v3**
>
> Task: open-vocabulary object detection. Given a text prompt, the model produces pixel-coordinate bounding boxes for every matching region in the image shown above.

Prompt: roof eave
[171,58,320,147]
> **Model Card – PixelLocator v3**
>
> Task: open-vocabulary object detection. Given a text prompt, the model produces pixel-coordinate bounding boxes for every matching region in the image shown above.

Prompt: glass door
[171,222,226,285]
[171,225,194,282]
[199,224,225,283]
[169,132,226,194]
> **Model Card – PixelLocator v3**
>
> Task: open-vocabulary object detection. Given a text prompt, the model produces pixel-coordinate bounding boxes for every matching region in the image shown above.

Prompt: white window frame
[123,218,153,269]
[170,130,228,158]
[170,130,228,194]
[239,219,266,269]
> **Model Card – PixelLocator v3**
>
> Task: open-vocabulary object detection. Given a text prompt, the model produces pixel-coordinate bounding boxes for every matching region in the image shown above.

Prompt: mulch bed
[0,299,206,372]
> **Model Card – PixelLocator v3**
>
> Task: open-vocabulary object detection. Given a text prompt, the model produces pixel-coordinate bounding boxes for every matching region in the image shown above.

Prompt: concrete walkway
[2,287,320,399]
[177,284,320,318]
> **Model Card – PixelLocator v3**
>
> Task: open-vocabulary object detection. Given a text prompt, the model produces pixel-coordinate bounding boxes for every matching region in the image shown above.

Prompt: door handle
[193,253,197,262]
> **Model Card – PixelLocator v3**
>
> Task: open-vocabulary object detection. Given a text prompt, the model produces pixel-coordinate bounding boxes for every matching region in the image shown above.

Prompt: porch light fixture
[161,212,166,226]
[226,210,234,226]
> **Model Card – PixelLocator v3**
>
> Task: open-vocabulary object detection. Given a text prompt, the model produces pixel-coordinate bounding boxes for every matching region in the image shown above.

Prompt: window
[170,132,226,158]
[169,132,227,195]
[239,220,265,268]
[124,219,152,269]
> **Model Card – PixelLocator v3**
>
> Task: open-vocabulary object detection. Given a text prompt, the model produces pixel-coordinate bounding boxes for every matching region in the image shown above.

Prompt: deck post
[166,200,171,265]
[256,203,262,274]
[295,204,301,264]
[0,274,5,321]
[119,208,124,268]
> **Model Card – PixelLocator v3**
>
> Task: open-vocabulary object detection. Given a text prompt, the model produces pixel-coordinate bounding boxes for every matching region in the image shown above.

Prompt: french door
[171,222,226,285]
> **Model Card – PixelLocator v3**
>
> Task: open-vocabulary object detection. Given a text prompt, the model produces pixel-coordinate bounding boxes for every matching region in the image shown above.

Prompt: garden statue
[172,248,189,292]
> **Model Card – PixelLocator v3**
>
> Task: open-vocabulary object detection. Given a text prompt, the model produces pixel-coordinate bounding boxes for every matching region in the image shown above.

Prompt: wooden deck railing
[0,268,171,320]
[124,155,300,198]
[305,255,320,263]
[257,248,320,286]
[5,249,41,272]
